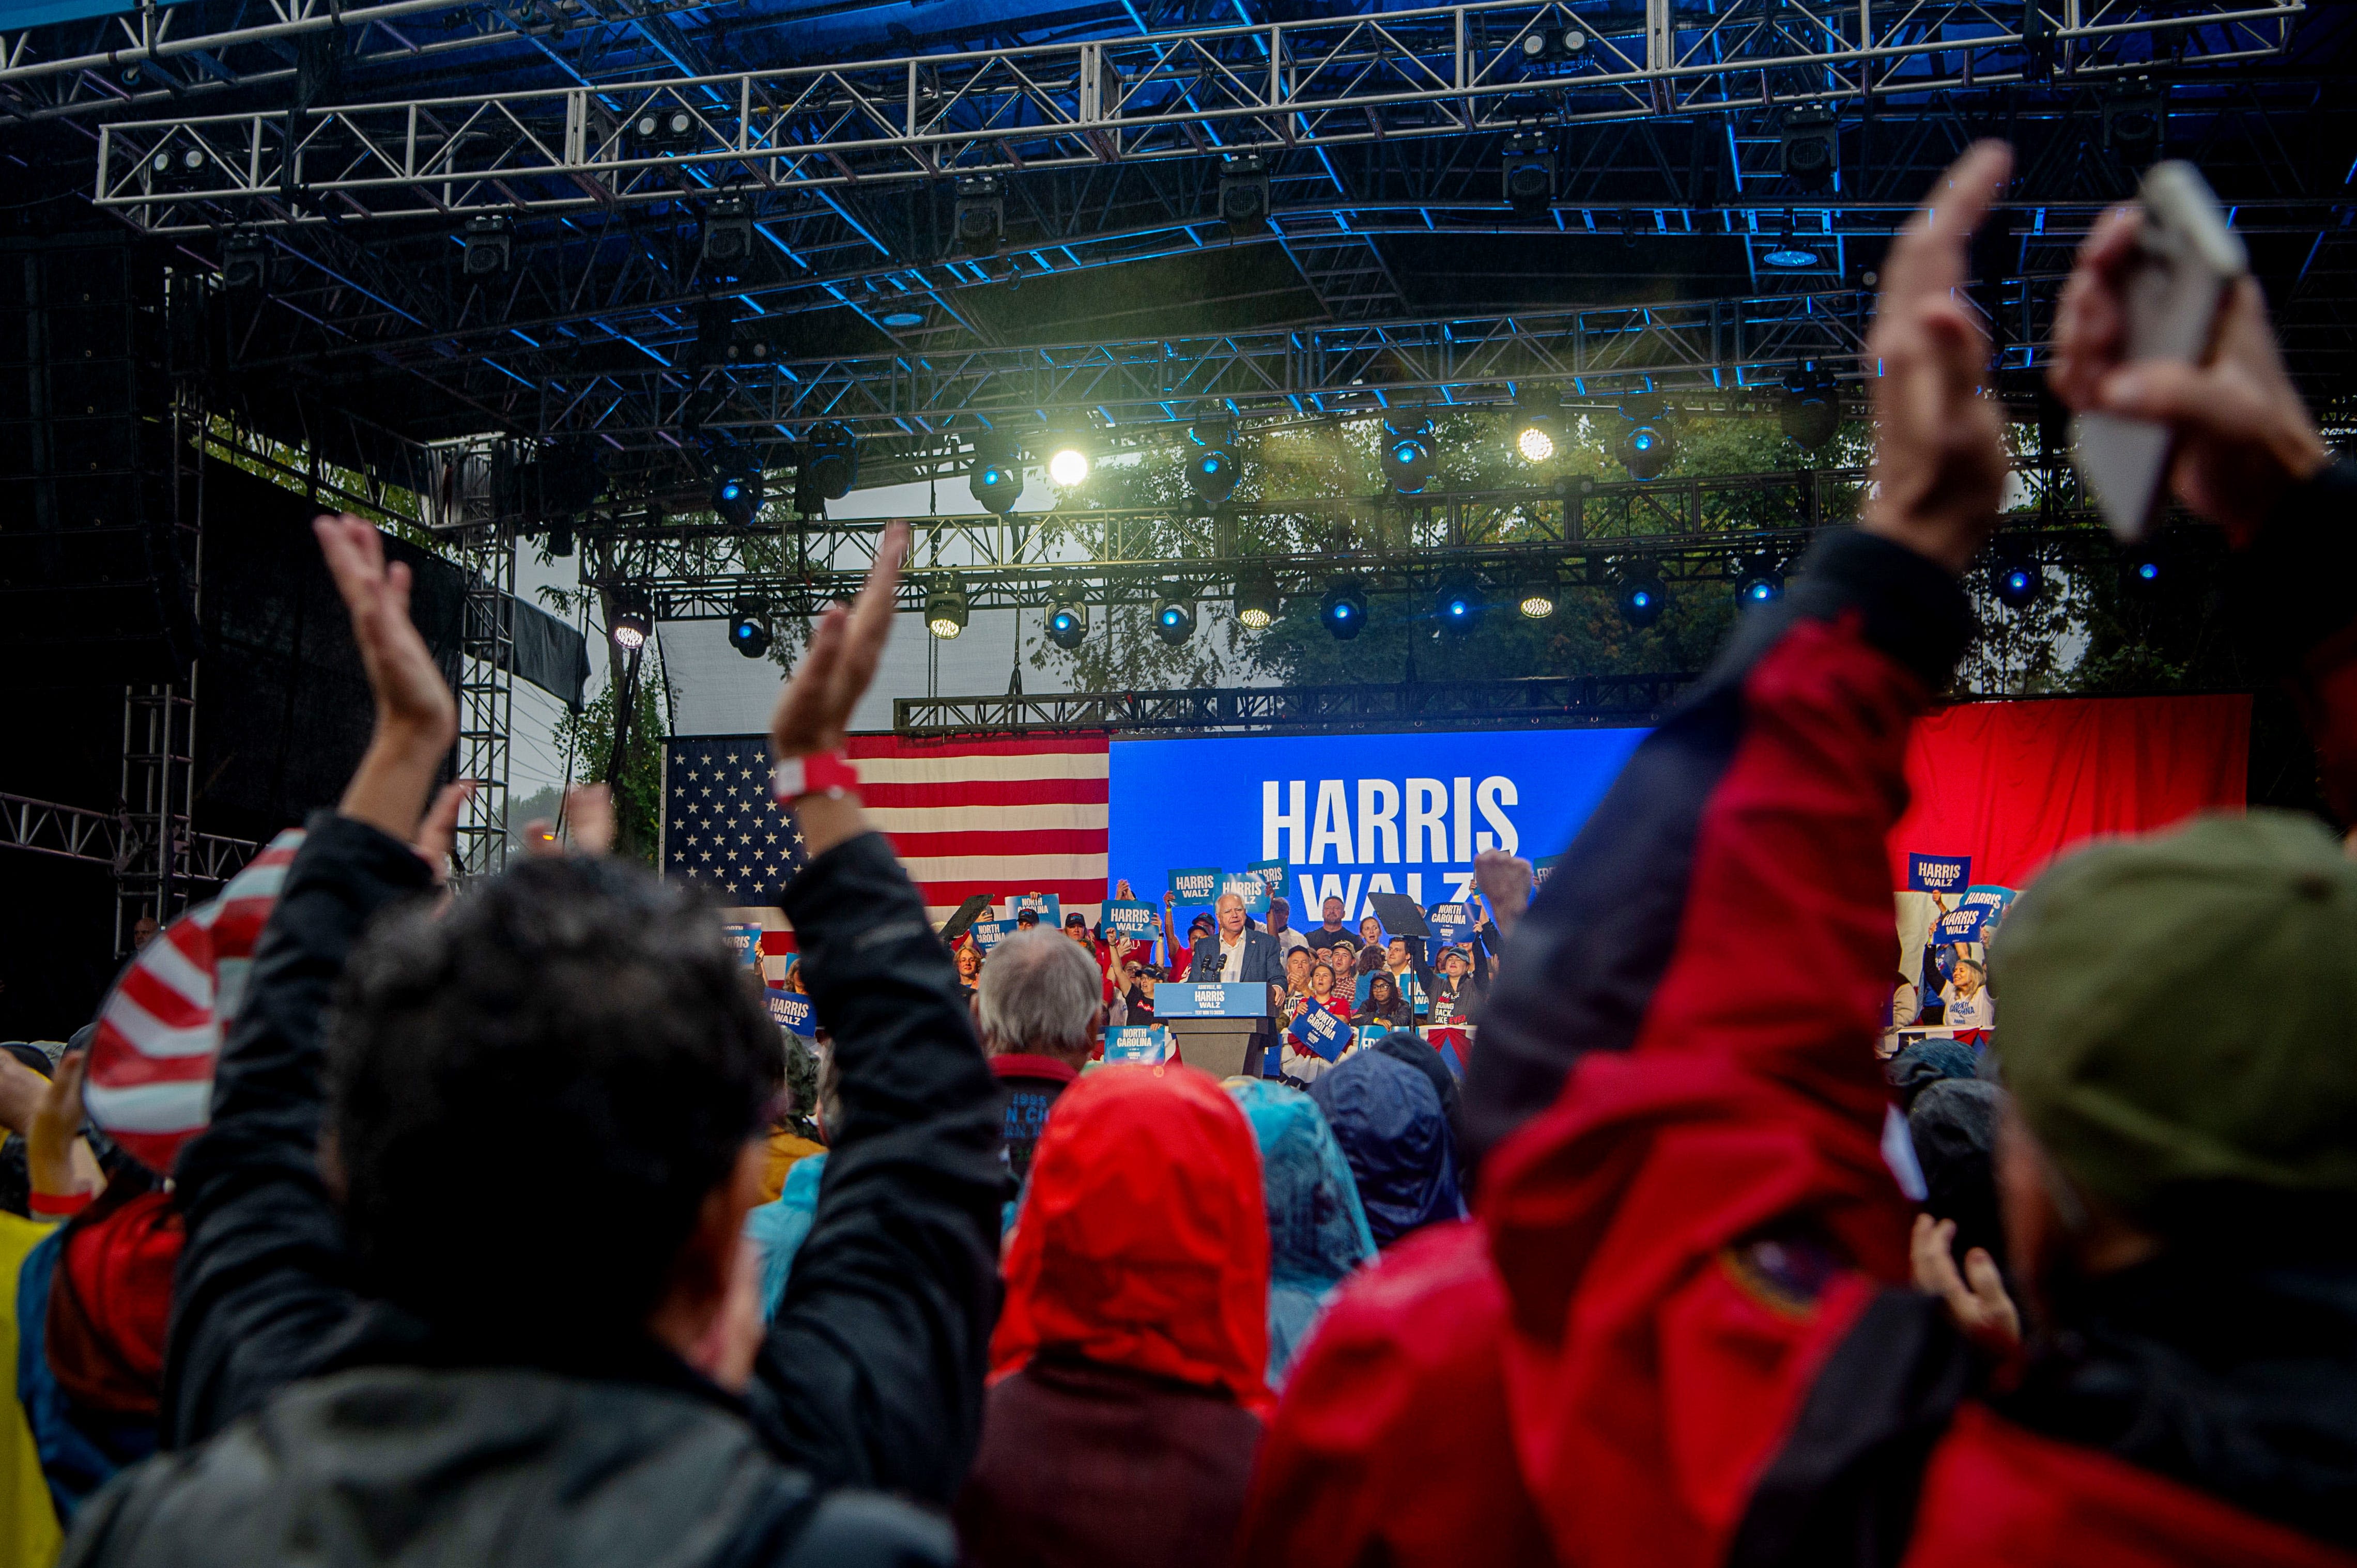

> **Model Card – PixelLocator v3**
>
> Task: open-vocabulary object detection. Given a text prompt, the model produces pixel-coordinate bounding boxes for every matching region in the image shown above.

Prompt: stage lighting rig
[610,590,653,651]
[1382,411,1437,494]
[1735,555,1785,606]
[2120,542,2169,597]
[1780,104,1839,191]
[1235,569,1280,630]
[1219,154,1270,235]
[1152,585,1198,646]
[926,580,970,639]
[461,214,513,277]
[955,176,1005,256]
[221,228,269,292]
[2104,77,2165,162]
[1320,578,1369,641]
[1502,132,1554,219]
[969,433,1025,515]
[702,196,753,267]
[798,422,859,503]
[1186,413,1239,504]
[1045,596,1089,650]
[1616,414,1675,481]
[1991,540,2044,609]
[729,601,772,659]
[1517,22,1588,62]
[1434,578,1484,634]
[629,106,699,158]
[145,145,209,192]
[1616,568,1668,628]
[1780,364,1840,449]
[1046,439,1092,489]
[710,462,763,527]
[1517,571,1559,620]
[1512,392,1562,463]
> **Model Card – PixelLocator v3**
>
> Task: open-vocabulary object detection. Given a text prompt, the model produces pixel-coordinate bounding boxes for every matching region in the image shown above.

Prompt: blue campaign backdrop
[1108,726,1649,924]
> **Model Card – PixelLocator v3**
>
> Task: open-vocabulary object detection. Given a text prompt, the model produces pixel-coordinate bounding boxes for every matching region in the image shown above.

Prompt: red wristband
[29,1189,92,1221]
[771,751,860,804]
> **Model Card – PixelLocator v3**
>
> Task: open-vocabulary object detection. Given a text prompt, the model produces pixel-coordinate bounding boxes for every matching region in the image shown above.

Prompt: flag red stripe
[845,735,1110,760]
[857,778,1108,809]
[880,828,1110,859]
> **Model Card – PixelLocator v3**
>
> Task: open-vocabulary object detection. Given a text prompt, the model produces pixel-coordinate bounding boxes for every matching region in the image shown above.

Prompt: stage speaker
[0,236,195,685]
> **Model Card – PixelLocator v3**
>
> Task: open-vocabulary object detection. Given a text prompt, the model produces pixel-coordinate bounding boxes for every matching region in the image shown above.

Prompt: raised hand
[410,780,474,885]
[1861,142,2016,573]
[317,513,460,846]
[2049,207,2328,541]
[769,521,907,763]
[1474,848,1533,940]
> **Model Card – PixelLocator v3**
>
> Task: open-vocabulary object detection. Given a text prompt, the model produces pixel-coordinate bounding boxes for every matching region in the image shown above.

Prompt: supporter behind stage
[958,1066,1271,1568]
[1268,897,1309,958]
[1308,897,1357,955]
[61,519,995,1567]
[1186,891,1286,987]
[1240,143,2357,1568]
[977,927,1107,1184]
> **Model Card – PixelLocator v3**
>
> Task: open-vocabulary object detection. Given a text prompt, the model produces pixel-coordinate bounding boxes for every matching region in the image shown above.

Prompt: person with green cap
[1239,144,2357,1568]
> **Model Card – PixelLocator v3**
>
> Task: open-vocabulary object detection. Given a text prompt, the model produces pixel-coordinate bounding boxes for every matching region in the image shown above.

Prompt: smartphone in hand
[2072,161,2249,540]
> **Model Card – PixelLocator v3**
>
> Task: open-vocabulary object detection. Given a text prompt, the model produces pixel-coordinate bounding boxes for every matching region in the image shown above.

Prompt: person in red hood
[957,1063,1271,1568]
[1240,144,2357,1568]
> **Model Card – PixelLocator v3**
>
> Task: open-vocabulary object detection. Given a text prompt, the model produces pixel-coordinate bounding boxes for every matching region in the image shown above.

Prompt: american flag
[663,733,1110,964]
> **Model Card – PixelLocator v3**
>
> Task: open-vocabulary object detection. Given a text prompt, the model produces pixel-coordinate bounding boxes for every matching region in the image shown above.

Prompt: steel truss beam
[0,790,258,882]
[892,672,1704,737]
[92,0,2298,232]
[572,469,2143,621]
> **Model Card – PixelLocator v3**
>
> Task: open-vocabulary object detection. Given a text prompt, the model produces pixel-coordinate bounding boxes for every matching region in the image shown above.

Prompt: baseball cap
[1992,810,2357,1235]
[1064,912,1088,929]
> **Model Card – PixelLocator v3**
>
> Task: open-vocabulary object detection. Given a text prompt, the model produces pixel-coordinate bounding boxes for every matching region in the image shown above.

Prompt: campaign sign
[1220,871,1272,918]
[1532,853,1561,887]
[1247,858,1288,897]
[1427,902,1475,946]
[969,918,1017,954]
[1156,981,1270,1018]
[1908,854,1974,894]
[1103,899,1160,944]
[1959,884,2017,943]
[1006,892,1061,927]
[1111,727,1645,928]
[765,989,817,1038]
[723,923,764,970]
[1169,866,1222,905]
[1354,1022,1390,1049]
[1352,973,1374,1010]
[1430,988,1460,1027]
[1103,1026,1171,1065]
[1287,1004,1351,1062]
[1935,905,1989,945]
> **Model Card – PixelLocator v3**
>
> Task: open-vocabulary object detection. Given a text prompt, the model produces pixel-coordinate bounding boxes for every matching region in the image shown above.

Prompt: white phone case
[2071,162,2249,540]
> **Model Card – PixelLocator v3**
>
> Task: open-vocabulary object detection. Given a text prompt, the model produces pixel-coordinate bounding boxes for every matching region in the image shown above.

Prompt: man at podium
[1184,891,1285,987]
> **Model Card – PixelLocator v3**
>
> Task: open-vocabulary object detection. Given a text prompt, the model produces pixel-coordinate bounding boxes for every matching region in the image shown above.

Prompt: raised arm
[2047,204,2357,817]
[751,524,1005,1506]
[1464,145,2010,1159]
[163,515,464,1446]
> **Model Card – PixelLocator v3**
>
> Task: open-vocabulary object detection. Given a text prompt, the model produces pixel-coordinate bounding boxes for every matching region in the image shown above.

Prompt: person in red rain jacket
[1239,143,2357,1568]
[957,1064,1271,1568]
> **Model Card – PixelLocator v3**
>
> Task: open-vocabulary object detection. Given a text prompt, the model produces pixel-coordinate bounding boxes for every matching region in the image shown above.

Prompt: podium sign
[1156,981,1270,1018]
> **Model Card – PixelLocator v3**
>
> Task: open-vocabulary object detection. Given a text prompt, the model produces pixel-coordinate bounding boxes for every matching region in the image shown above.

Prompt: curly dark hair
[328,856,780,1343]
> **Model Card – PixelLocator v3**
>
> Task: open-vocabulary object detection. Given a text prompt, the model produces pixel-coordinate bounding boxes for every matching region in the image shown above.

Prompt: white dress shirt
[1218,933,1245,981]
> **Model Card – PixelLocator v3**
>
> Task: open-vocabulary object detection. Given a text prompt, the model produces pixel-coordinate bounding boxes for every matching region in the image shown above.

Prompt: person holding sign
[975,928,1107,1185]
[1281,963,1354,1085]
[1942,954,1995,1044]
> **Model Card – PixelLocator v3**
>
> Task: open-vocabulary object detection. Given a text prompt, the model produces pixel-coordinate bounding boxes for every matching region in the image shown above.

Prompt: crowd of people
[2,139,2354,1568]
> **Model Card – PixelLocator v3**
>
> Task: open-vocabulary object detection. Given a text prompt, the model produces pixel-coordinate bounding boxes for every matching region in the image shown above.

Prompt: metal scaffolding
[91,0,2299,231]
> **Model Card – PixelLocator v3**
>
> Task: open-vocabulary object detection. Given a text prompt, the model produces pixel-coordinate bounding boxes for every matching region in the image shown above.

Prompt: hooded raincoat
[1225,1080,1377,1387]
[1307,1052,1462,1250]
[958,1064,1271,1568]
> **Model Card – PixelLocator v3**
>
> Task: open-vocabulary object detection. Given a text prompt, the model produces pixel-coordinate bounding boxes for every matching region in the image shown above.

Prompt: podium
[1157,981,1276,1080]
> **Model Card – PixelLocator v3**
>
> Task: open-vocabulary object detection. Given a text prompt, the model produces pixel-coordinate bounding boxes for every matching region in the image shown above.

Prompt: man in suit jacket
[1185,893,1286,986]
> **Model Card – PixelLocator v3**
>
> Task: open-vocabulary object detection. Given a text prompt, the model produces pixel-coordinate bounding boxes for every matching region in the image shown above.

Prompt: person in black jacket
[63,517,996,1567]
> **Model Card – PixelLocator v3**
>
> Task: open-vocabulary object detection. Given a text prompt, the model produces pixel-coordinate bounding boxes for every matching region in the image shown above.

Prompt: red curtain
[1887,694,2251,890]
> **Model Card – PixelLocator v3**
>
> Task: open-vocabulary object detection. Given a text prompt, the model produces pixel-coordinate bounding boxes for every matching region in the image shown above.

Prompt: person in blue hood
[1224,1080,1378,1386]
[1307,1051,1464,1249]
